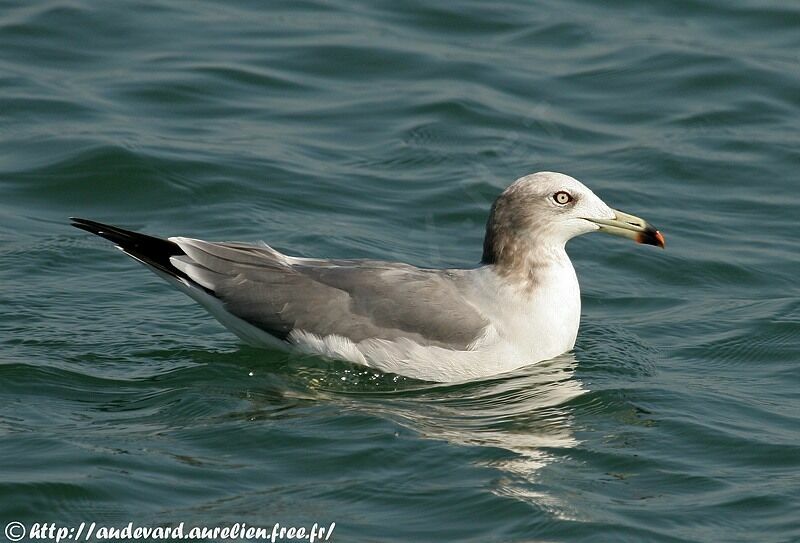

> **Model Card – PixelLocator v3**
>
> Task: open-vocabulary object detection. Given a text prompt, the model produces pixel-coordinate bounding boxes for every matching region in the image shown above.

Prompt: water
[1,0,799,541]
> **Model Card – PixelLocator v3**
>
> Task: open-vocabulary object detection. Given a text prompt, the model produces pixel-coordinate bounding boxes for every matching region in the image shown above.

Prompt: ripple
[1,0,799,538]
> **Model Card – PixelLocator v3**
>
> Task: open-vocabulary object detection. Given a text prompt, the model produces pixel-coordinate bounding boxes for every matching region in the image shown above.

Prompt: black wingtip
[70,217,171,248]
[70,217,195,286]
[70,217,113,237]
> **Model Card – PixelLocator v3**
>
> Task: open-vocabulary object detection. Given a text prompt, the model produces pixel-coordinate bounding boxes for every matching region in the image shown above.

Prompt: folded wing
[170,237,489,349]
[71,219,489,350]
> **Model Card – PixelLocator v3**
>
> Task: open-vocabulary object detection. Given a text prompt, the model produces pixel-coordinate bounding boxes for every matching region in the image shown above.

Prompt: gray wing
[170,238,489,349]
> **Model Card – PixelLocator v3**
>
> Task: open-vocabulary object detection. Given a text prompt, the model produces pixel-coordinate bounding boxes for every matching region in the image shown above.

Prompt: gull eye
[553,191,573,205]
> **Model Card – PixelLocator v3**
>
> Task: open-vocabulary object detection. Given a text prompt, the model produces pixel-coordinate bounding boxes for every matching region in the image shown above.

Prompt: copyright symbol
[4,522,25,542]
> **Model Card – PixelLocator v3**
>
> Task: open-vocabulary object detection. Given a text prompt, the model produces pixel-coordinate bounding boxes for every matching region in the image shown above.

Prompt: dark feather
[70,218,196,287]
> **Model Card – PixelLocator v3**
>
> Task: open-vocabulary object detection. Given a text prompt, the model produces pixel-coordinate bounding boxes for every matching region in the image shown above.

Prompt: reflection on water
[302,353,586,517]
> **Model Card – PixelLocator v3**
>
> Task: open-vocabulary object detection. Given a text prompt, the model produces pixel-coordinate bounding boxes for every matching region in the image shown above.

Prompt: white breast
[467,257,582,362]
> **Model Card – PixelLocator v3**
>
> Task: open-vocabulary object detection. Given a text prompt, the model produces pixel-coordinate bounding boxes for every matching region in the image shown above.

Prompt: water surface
[1,1,799,541]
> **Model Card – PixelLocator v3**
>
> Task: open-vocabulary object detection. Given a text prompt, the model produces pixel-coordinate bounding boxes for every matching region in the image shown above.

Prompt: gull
[72,172,664,382]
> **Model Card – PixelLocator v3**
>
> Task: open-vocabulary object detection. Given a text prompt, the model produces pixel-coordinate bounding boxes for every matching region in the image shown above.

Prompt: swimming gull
[71,171,664,382]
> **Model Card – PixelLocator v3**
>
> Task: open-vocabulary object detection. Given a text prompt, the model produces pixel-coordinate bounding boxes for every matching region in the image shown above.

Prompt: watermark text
[4,521,335,542]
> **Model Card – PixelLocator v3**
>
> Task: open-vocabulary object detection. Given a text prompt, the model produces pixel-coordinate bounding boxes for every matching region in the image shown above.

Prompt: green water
[1,1,799,541]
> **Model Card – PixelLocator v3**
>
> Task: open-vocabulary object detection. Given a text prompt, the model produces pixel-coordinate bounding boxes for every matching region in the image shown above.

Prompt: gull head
[482,171,664,268]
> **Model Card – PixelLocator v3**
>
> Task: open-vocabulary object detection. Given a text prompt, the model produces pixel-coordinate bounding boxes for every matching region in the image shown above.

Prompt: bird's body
[72,172,664,382]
